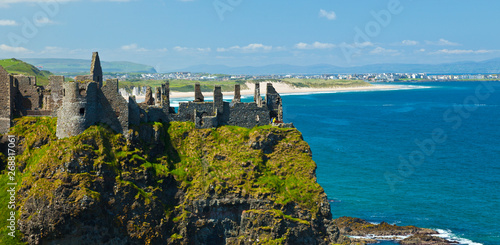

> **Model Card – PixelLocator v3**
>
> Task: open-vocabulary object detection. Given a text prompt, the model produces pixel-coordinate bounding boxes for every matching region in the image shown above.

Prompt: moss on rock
[0,118,345,244]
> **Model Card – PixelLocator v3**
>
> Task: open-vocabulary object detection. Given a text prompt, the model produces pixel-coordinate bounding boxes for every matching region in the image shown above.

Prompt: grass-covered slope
[23,58,157,74]
[0,117,345,244]
[0,59,52,86]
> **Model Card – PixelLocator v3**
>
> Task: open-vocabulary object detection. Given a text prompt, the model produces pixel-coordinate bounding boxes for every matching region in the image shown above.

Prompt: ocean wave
[433,229,483,245]
[347,228,482,244]
[348,234,411,240]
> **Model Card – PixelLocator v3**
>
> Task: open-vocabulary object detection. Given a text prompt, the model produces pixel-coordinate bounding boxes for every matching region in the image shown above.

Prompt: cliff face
[0,117,349,245]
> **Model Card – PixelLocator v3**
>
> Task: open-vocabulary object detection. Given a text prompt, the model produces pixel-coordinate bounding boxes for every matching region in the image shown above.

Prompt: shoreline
[129,83,426,102]
[167,83,415,99]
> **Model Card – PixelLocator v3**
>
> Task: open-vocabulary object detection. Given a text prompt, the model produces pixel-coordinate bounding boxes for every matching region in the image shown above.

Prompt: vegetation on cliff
[0,117,345,244]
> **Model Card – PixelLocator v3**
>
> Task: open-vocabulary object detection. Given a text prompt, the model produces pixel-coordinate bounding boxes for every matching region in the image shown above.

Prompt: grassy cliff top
[0,117,329,244]
[0,59,53,86]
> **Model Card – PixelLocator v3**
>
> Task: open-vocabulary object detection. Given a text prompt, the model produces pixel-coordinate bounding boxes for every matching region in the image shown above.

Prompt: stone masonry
[0,52,290,137]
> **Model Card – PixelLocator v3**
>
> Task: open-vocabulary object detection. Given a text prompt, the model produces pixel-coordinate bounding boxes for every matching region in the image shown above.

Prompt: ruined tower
[266,83,283,121]
[194,83,204,102]
[56,82,98,139]
[233,84,241,103]
[161,81,170,111]
[254,82,263,106]
[90,52,103,88]
[213,85,223,115]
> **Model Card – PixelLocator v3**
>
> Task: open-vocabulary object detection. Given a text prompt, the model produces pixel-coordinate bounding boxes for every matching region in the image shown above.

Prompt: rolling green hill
[0,59,53,86]
[23,58,157,74]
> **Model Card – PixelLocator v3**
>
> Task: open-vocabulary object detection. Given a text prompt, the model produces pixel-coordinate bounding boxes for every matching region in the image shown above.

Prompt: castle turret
[56,82,87,138]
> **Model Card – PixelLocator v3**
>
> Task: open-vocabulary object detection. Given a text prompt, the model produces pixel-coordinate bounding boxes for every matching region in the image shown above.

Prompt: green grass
[0,118,328,243]
[0,59,52,86]
[119,79,248,92]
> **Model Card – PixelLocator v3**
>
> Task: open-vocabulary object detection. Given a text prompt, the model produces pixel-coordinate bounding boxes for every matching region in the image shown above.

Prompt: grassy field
[119,79,249,92]
[0,59,52,86]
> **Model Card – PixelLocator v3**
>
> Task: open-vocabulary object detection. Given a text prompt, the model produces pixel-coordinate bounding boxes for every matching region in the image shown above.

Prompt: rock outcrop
[1,117,351,245]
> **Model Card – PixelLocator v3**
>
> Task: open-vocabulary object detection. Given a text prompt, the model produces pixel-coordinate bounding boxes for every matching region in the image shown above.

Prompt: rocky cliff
[0,117,351,245]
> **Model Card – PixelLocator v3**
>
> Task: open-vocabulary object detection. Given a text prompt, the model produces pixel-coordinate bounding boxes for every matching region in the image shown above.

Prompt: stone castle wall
[0,52,289,138]
[99,79,129,135]
[0,66,13,134]
[13,75,43,116]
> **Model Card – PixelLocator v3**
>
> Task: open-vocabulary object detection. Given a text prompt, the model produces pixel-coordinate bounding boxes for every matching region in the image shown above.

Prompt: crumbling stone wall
[43,76,65,113]
[2,51,288,138]
[227,102,270,128]
[13,75,42,116]
[265,83,283,121]
[99,79,129,136]
[0,66,13,134]
[128,97,141,126]
[172,102,215,123]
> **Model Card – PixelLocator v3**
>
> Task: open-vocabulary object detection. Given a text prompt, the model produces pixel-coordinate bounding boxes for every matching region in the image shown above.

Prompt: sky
[0,0,499,72]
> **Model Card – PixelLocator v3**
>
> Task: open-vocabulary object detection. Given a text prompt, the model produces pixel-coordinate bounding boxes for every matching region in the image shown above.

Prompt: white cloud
[174,46,211,52]
[121,43,149,52]
[0,19,18,26]
[319,9,336,20]
[352,42,374,48]
[217,43,272,53]
[425,38,460,46]
[0,44,32,53]
[295,41,335,50]
[370,47,399,55]
[431,49,496,55]
[34,17,56,25]
[402,40,418,46]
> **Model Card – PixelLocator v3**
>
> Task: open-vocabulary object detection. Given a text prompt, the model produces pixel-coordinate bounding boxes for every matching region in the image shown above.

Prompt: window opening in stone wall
[79,108,85,116]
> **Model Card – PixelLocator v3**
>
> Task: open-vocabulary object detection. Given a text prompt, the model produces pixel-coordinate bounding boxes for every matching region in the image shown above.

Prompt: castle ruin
[0,52,289,138]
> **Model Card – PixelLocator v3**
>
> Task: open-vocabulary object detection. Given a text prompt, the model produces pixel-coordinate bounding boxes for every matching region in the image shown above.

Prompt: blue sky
[0,0,499,72]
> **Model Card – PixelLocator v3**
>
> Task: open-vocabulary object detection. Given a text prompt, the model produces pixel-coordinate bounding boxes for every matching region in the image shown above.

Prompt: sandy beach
[130,82,410,102]
[168,82,406,99]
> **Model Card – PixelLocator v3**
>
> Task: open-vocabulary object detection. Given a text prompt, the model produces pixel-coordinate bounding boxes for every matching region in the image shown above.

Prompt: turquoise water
[281,82,500,245]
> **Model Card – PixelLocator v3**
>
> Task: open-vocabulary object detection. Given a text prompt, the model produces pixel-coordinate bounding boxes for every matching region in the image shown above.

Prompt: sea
[171,81,500,245]
[281,82,500,245]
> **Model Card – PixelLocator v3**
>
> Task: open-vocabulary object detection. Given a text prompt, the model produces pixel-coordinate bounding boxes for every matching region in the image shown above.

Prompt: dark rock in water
[400,234,457,245]
[332,216,457,244]
[333,216,438,237]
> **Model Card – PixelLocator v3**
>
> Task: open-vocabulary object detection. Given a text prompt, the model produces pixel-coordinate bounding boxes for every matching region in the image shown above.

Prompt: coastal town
[105,71,500,83]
